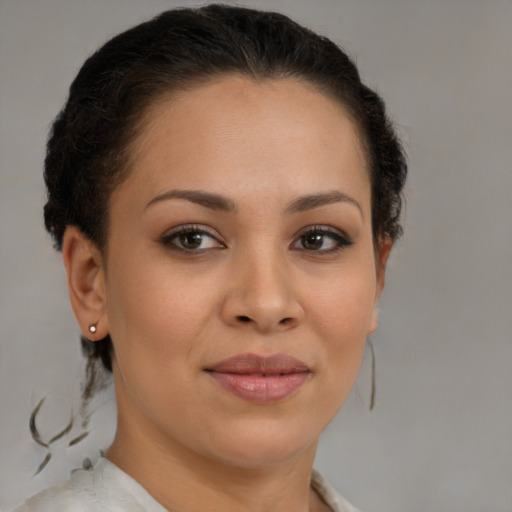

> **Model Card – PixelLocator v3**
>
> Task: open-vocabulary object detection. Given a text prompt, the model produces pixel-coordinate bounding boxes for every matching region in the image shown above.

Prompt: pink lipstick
[206,353,310,403]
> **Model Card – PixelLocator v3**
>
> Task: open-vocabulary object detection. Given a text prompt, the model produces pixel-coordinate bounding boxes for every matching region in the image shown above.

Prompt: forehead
[119,75,370,209]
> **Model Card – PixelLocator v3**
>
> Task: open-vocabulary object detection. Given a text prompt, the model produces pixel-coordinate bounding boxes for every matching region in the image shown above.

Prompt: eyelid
[296,223,350,236]
[162,223,218,238]
[291,225,353,252]
[159,223,352,254]
[160,224,226,252]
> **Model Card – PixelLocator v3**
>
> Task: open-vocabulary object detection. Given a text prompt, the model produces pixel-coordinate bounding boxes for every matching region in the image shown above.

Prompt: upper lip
[206,353,310,375]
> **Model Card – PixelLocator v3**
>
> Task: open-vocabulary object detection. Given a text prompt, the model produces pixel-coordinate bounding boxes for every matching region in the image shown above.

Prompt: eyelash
[160,225,224,254]
[293,226,353,254]
[160,224,353,254]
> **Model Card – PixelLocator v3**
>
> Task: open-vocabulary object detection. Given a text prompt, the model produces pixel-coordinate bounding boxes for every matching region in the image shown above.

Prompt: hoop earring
[368,338,376,411]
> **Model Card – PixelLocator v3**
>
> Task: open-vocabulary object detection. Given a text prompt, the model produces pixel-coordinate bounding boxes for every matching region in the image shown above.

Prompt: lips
[206,353,311,403]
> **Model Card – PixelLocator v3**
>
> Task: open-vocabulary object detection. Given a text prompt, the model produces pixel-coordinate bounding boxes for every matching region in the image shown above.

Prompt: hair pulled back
[44,4,407,375]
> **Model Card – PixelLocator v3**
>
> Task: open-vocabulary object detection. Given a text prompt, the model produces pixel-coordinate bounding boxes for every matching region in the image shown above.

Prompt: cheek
[106,263,217,348]
[104,248,231,387]
[305,261,377,400]
[104,260,223,418]
[308,260,377,337]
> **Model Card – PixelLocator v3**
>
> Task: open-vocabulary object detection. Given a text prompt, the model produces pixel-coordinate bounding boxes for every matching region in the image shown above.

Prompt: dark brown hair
[43,4,407,380]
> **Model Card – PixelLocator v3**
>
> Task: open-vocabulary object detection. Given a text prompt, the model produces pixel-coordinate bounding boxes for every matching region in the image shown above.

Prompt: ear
[368,236,393,334]
[62,226,108,340]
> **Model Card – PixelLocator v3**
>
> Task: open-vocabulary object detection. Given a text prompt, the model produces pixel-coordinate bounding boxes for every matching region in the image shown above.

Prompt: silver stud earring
[88,324,97,334]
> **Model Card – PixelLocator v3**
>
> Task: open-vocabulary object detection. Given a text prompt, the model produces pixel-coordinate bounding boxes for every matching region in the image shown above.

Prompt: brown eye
[162,225,224,253]
[302,233,324,250]
[293,227,353,253]
[179,232,203,249]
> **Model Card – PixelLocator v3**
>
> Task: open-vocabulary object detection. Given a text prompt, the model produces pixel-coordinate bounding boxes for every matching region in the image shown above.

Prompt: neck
[106,419,328,512]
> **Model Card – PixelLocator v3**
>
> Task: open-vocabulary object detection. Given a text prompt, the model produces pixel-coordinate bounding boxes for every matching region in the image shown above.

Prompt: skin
[63,75,391,512]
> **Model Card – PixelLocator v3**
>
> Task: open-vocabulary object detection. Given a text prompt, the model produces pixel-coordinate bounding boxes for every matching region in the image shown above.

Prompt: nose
[220,249,304,333]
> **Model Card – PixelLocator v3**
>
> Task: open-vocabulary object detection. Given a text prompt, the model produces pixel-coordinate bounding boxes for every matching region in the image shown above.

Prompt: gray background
[1,0,511,511]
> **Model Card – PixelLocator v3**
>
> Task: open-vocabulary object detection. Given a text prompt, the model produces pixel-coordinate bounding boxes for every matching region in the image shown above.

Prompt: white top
[14,458,360,512]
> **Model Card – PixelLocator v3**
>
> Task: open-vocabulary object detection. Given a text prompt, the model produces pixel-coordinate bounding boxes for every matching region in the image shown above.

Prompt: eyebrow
[145,189,236,212]
[145,188,362,217]
[284,191,363,217]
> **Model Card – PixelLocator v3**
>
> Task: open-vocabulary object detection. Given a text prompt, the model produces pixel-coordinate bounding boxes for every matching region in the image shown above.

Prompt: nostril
[279,317,293,325]
[237,315,252,323]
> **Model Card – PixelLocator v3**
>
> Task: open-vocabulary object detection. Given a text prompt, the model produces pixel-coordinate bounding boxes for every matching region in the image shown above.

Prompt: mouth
[205,353,311,404]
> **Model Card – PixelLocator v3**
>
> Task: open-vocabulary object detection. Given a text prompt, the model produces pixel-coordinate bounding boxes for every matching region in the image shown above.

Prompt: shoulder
[15,460,357,512]
[13,465,98,512]
[12,457,167,512]
[311,469,362,512]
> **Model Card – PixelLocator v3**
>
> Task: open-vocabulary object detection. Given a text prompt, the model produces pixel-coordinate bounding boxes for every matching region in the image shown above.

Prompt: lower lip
[208,372,310,403]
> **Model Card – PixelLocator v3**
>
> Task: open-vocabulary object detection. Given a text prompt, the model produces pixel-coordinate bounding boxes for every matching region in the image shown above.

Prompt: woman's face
[100,75,387,468]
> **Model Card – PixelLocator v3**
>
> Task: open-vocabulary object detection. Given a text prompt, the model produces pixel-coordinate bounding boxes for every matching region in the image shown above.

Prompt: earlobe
[368,307,380,335]
[62,226,108,340]
[369,236,393,334]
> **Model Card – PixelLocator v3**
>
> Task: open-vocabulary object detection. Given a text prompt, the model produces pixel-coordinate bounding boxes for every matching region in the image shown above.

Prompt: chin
[213,443,315,470]
[199,418,320,470]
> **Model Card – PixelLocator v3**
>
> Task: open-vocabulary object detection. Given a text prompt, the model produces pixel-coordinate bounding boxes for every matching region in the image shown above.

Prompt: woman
[16,4,406,511]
